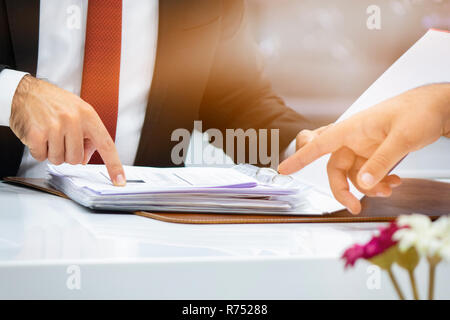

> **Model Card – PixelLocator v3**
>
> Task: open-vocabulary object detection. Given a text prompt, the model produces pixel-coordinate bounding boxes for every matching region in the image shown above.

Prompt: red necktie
[81,0,122,164]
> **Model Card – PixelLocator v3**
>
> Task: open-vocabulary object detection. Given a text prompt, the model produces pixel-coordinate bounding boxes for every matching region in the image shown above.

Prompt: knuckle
[66,158,80,165]
[108,164,123,174]
[298,129,312,137]
[27,127,47,146]
[99,138,115,152]
[34,155,46,162]
[67,151,83,165]
[30,148,46,162]
[49,120,62,134]
[80,102,96,117]
[396,132,415,150]
[309,140,323,156]
[370,153,391,171]
[48,151,64,166]
[297,131,314,143]
[326,159,334,173]
[61,110,80,123]
[49,157,64,165]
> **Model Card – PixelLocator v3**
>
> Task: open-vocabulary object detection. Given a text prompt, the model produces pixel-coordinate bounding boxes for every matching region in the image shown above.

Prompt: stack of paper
[48,164,324,214]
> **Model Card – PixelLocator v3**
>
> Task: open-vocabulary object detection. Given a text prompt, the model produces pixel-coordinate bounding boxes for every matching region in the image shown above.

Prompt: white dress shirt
[0,0,158,177]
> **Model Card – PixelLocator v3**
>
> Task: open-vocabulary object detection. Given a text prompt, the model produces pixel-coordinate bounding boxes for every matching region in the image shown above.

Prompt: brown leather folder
[3,176,450,224]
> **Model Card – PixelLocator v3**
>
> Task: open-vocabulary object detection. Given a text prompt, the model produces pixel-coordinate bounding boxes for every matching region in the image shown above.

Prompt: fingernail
[114,174,126,186]
[360,172,375,188]
[376,192,388,197]
[389,182,401,188]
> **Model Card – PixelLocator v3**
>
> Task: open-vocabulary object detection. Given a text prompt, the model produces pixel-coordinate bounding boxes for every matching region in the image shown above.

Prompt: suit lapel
[5,0,39,75]
[134,0,222,167]
[0,0,39,177]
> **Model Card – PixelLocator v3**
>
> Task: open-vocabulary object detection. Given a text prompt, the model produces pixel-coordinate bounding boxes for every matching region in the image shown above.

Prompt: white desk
[0,181,449,299]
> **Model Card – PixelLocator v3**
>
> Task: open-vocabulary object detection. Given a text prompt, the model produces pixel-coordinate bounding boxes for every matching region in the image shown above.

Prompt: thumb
[357,135,409,189]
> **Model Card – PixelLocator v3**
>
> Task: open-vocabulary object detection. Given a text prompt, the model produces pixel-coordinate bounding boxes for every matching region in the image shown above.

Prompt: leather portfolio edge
[133,211,397,224]
[3,176,450,224]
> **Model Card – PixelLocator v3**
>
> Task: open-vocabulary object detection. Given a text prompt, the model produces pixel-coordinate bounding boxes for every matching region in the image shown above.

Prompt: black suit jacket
[0,0,314,177]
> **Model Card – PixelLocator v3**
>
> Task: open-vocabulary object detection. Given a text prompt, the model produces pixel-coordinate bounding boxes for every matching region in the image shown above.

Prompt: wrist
[445,114,450,138]
[444,92,450,138]
[0,69,29,126]
[424,83,450,138]
[11,74,35,123]
[437,84,450,137]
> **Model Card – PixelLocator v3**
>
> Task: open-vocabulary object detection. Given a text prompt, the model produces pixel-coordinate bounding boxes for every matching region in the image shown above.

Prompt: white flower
[397,214,432,230]
[441,237,450,260]
[394,214,450,260]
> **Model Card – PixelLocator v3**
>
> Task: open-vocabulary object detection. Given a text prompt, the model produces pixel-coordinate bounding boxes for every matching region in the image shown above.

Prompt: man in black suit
[0,0,313,185]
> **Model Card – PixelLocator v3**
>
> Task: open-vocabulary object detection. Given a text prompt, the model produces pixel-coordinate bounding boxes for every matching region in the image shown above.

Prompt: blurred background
[188,0,450,167]
[246,0,450,125]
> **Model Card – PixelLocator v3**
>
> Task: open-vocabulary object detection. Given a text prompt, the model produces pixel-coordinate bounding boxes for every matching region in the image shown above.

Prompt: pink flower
[342,222,405,268]
[342,244,365,268]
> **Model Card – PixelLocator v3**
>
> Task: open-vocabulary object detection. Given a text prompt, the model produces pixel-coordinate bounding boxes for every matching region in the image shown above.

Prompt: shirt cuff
[0,69,29,126]
[280,138,297,162]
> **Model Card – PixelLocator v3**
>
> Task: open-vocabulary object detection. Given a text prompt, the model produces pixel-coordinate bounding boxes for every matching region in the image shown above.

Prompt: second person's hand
[279,83,450,214]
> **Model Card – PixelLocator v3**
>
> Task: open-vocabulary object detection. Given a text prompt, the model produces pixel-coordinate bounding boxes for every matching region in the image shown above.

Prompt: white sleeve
[280,138,297,162]
[0,69,29,126]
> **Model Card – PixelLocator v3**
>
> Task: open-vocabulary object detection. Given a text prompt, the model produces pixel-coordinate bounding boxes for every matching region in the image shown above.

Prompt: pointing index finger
[278,123,346,174]
[86,119,126,186]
